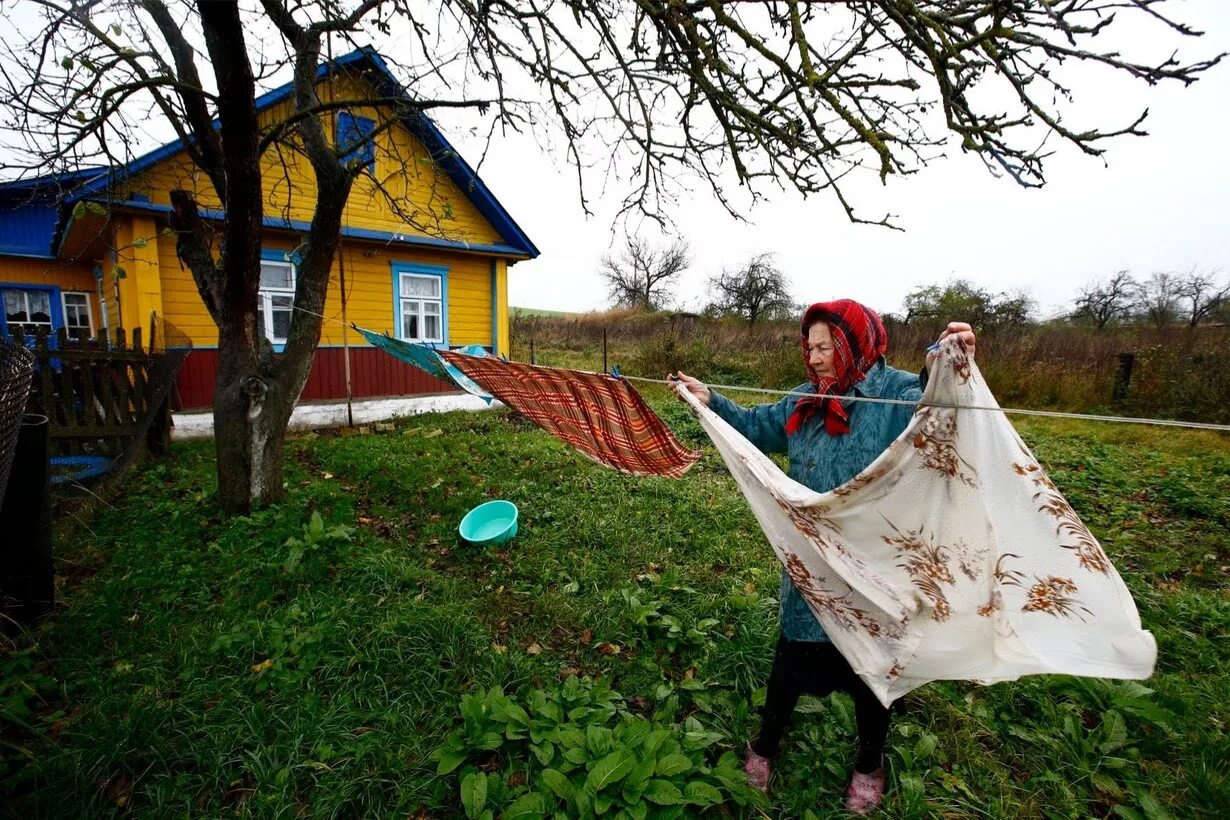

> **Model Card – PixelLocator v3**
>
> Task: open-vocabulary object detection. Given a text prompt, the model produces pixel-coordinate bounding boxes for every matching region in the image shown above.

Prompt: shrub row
[511,310,1228,423]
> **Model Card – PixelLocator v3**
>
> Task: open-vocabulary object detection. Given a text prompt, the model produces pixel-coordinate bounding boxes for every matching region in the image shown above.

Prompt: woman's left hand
[936,322,976,357]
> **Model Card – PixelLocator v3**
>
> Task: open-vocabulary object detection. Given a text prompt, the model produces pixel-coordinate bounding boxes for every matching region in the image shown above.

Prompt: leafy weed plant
[0,398,1226,817]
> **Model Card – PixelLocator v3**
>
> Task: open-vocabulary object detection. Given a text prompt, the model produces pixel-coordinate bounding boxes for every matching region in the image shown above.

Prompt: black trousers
[752,635,893,774]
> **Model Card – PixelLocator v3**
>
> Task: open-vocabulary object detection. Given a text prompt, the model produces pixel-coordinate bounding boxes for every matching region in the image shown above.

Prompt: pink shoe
[844,767,886,815]
[742,744,771,794]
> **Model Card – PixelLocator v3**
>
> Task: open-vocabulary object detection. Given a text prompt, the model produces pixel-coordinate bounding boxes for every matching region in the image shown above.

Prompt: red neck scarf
[785,299,888,437]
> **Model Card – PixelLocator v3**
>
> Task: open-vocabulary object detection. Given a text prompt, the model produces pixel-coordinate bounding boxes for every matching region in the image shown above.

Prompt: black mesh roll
[0,337,35,503]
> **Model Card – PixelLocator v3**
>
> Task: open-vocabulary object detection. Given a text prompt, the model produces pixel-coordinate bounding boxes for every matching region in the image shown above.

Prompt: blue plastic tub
[458,500,519,546]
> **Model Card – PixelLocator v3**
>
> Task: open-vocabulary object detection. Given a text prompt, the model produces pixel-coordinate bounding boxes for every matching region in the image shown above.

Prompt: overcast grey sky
[450,1,1230,319]
[2,1,1224,321]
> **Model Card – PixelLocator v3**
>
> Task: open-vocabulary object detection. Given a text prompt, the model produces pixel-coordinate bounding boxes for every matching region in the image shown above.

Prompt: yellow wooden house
[0,47,538,409]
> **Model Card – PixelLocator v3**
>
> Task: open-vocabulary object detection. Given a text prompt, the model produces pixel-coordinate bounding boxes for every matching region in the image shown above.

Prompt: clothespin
[926,341,941,353]
[609,364,622,380]
[501,353,509,363]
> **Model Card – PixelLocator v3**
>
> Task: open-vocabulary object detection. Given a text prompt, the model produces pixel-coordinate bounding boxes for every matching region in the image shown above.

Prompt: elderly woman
[673,300,974,814]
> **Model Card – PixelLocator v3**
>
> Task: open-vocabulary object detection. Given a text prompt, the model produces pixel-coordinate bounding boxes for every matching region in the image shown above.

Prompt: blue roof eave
[60,198,534,259]
[0,166,109,192]
[0,247,57,260]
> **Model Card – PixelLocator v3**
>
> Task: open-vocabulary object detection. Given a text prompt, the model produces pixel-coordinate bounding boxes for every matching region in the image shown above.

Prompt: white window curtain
[3,289,53,338]
[399,273,443,343]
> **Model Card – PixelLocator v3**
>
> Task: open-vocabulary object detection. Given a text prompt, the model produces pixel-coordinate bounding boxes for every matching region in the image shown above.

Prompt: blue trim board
[170,344,494,352]
[56,199,532,260]
[391,261,449,347]
[53,46,537,259]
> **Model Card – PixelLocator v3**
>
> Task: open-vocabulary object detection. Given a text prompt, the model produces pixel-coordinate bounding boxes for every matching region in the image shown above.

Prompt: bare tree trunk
[200,0,285,512]
[167,2,351,513]
[211,325,294,510]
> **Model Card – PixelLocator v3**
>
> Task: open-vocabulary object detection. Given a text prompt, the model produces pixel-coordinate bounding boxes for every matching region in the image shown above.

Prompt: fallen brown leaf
[579,629,592,645]
[47,717,71,740]
[97,773,134,808]
[596,642,621,655]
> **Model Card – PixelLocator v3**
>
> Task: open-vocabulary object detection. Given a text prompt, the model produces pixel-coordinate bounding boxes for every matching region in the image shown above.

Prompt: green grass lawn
[510,307,576,319]
[3,390,1228,818]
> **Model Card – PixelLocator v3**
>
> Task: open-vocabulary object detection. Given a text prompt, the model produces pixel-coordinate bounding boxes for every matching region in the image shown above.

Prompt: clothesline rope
[286,303,1230,433]
[626,375,1230,432]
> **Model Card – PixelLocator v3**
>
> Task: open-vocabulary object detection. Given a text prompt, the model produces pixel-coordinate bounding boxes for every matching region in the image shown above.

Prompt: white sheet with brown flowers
[676,336,1156,706]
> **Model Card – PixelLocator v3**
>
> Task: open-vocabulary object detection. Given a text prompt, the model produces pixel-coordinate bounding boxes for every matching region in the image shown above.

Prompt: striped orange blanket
[441,351,701,478]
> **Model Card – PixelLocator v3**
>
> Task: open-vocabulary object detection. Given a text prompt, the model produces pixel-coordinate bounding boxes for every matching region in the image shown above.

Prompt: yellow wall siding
[122,75,504,249]
[495,259,510,355]
[0,256,102,335]
[60,74,522,352]
[151,231,499,350]
[321,243,495,347]
[110,219,144,336]
[156,229,219,345]
[111,216,165,336]
[0,256,97,293]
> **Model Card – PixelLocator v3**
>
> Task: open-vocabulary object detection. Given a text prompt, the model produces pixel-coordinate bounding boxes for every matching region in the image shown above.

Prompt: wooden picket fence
[24,324,165,458]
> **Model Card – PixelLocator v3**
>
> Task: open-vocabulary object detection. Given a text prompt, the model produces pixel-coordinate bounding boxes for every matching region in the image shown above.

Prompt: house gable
[59,47,538,260]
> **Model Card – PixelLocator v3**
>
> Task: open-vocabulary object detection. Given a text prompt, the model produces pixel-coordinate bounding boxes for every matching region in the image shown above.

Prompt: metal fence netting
[0,337,35,503]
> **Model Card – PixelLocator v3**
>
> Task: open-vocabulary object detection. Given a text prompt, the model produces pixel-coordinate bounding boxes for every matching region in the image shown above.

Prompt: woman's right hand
[669,371,711,406]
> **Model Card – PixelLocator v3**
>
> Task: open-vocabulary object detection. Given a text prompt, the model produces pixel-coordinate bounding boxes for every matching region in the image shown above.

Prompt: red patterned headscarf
[785,299,888,437]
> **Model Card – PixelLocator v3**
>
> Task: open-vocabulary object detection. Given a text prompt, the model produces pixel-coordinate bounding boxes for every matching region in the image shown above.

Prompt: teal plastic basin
[459,500,519,546]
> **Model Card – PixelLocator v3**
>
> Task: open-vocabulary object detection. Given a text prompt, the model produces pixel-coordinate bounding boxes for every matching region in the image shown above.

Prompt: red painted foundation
[172,347,458,410]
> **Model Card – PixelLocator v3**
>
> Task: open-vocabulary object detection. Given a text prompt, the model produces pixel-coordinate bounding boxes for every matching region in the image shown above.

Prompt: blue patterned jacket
[707,359,923,642]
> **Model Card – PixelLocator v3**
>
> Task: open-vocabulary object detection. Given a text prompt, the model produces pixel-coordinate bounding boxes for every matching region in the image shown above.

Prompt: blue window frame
[337,112,376,172]
[1,284,63,342]
[391,262,448,347]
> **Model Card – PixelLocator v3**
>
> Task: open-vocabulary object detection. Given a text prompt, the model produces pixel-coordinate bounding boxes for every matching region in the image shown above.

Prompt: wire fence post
[1112,352,1135,403]
[603,328,608,374]
[530,338,536,366]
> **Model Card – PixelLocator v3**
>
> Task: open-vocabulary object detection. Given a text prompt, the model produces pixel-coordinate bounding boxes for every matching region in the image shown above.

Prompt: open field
[2,386,1228,817]
[509,307,577,319]
[511,310,1230,425]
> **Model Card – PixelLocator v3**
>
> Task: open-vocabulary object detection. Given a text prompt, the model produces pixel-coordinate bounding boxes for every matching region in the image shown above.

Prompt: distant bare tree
[708,253,795,326]
[1073,271,1138,330]
[1138,272,1181,328]
[1176,269,1230,327]
[600,237,690,310]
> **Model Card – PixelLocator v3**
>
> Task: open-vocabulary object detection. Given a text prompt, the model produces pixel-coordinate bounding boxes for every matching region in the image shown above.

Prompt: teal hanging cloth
[356,328,493,402]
